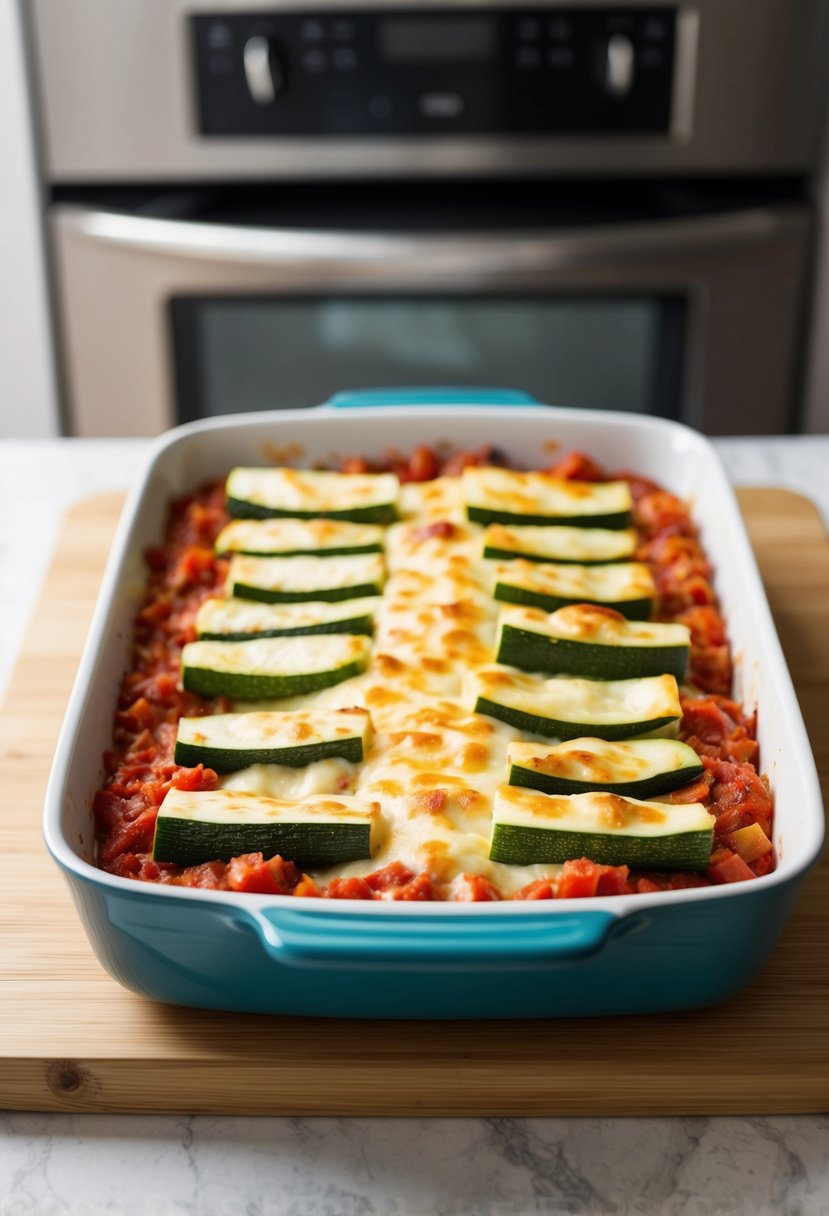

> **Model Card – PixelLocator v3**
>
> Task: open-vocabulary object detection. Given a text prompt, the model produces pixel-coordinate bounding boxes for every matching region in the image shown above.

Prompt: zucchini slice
[227,553,386,604]
[483,523,638,565]
[215,517,384,557]
[489,785,715,871]
[466,668,682,740]
[495,605,690,680]
[463,467,632,529]
[153,787,378,868]
[181,635,371,700]
[174,708,373,773]
[506,737,705,798]
[492,560,655,620]
[196,596,379,640]
[226,467,399,524]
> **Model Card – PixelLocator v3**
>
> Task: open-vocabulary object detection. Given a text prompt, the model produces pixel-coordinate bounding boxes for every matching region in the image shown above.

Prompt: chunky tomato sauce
[93,444,774,899]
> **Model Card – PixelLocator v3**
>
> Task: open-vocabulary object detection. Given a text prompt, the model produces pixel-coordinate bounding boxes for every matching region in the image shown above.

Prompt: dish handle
[243,906,619,970]
[320,387,542,409]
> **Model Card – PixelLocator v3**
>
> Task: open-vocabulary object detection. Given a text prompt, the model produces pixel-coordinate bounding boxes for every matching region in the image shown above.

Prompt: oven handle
[323,388,540,409]
[60,205,798,277]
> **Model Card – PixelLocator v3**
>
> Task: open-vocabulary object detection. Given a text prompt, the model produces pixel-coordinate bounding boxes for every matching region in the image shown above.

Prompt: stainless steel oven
[29,0,827,435]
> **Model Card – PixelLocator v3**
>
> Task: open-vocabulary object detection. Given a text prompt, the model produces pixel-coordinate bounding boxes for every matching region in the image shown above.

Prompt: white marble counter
[1,435,828,1215]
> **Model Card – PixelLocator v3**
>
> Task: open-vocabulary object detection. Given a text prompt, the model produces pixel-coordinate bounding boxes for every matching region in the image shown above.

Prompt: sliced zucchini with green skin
[226,467,399,524]
[174,708,373,773]
[507,737,705,798]
[153,787,378,868]
[492,560,654,620]
[466,668,682,740]
[463,467,632,529]
[483,523,638,565]
[181,635,371,700]
[489,785,715,870]
[196,596,379,640]
[215,517,384,557]
[495,605,690,681]
[227,553,386,604]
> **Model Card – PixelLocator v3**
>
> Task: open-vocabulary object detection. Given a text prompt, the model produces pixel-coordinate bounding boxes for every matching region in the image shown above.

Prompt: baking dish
[43,391,825,1018]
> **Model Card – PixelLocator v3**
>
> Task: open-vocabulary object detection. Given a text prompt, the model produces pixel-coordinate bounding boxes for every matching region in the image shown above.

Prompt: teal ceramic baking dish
[43,393,825,1017]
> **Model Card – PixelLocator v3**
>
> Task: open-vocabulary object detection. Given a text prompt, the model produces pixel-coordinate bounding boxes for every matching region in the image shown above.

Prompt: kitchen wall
[0,0,57,437]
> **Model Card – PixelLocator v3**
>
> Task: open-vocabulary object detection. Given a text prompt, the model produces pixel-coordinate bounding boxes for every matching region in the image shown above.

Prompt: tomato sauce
[93,447,774,899]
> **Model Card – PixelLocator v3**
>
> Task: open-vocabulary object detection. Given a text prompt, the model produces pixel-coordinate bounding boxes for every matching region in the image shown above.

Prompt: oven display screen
[378,17,496,63]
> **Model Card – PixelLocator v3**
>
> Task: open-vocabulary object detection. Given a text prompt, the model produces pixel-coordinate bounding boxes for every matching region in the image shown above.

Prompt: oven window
[171,296,685,422]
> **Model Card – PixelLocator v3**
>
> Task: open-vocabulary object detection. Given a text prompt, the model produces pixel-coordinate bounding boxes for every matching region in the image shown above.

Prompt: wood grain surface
[0,488,827,1116]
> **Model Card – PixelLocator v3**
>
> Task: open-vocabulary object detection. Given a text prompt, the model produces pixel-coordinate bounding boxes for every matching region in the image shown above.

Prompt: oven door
[50,198,811,435]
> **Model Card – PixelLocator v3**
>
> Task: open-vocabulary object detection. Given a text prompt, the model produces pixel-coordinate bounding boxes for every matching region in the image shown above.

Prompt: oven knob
[243,35,284,105]
[602,33,635,97]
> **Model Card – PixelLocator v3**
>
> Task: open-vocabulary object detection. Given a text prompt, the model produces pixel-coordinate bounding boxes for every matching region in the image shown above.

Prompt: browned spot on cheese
[388,731,442,749]
[409,789,450,815]
[454,788,485,813]
[462,742,489,771]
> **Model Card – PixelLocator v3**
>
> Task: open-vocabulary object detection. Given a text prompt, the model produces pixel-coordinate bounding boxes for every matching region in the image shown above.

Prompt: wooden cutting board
[1,488,827,1117]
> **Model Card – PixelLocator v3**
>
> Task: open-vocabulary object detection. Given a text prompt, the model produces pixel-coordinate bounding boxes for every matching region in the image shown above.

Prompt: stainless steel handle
[57,204,800,280]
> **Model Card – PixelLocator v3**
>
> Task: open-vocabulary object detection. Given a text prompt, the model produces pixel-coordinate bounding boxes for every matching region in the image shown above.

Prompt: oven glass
[171,296,684,421]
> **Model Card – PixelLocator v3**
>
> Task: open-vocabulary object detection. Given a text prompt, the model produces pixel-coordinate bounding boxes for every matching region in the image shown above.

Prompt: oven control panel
[193,8,676,136]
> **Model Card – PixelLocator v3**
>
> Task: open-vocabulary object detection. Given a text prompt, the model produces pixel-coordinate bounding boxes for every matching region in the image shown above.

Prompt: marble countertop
[1,435,827,1215]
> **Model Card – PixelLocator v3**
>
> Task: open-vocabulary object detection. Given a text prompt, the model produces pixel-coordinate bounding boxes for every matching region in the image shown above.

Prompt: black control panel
[193,8,676,137]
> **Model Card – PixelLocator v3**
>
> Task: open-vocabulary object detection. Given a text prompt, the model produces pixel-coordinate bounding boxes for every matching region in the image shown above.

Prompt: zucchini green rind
[489,785,715,870]
[174,708,373,773]
[463,467,632,529]
[181,635,371,700]
[227,553,386,604]
[152,787,378,868]
[495,605,690,680]
[226,467,399,524]
[466,668,682,740]
[483,523,638,564]
[215,517,384,557]
[196,596,379,640]
[492,560,654,620]
[507,737,705,798]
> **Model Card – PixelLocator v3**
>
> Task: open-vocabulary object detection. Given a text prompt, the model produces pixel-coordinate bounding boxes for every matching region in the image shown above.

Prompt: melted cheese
[493,785,714,838]
[182,634,371,678]
[198,463,695,897]
[196,596,380,638]
[228,553,386,598]
[466,668,682,728]
[507,737,702,785]
[492,561,655,605]
[498,604,690,649]
[179,707,371,752]
[216,518,384,555]
[159,787,378,828]
[463,468,632,521]
[226,467,399,515]
[484,524,638,562]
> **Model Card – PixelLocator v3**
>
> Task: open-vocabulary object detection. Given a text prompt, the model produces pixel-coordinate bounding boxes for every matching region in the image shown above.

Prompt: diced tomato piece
[292,876,322,898]
[174,860,228,889]
[388,873,436,901]
[402,445,440,483]
[658,773,713,805]
[513,879,555,900]
[708,848,755,885]
[341,456,371,474]
[725,822,773,863]
[169,763,219,792]
[326,877,374,900]
[543,451,606,482]
[99,806,158,865]
[226,853,301,895]
[454,874,501,902]
[364,861,415,892]
[412,520,456,542]
[552,857,626,899]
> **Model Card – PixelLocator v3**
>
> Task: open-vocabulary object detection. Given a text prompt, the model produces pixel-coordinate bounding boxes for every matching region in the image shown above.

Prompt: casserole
[43,392,825,1017]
